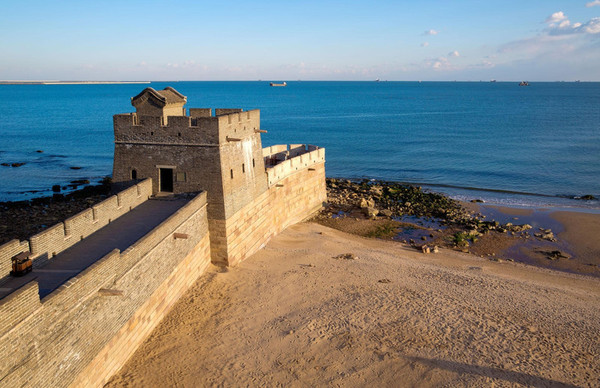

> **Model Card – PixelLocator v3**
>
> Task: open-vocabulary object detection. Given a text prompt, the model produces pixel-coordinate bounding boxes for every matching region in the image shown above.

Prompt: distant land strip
[0,80,150,85]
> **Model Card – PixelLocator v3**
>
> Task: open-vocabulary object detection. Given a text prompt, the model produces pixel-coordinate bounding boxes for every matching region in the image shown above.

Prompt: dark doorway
[160,168,174,192]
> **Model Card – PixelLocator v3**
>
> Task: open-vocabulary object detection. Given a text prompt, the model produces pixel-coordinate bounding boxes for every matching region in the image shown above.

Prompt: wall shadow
[409,356,579,388]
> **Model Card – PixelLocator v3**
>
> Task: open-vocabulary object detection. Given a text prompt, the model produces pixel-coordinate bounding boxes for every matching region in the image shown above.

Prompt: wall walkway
[0,187,212,388]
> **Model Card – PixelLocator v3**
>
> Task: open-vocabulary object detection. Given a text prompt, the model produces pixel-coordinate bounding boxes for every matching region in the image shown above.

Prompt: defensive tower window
[242,163,245,173]
[252,159,255,168]
[230,169,233,179]
[131,169,137,180]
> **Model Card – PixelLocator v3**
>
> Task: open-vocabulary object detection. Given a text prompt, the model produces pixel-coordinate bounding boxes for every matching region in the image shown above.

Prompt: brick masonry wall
[219,134,269,220]
[266,148,325,186]
[0,281,40,334]
[0,180,151,280]
[113,110,268,222]
[211,155,326,266]
[0,239,31,284]
[0,188,208,388]
[113,110,260,147]
[262,144,288,157]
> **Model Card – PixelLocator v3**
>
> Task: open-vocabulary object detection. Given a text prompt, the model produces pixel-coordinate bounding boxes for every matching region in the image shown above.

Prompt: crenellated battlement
[114,109,261,145]
[264,145,326,186]
[0,179,152,288]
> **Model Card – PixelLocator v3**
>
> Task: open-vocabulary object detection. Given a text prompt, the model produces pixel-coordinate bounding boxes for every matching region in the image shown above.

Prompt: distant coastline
[0,80,150,85]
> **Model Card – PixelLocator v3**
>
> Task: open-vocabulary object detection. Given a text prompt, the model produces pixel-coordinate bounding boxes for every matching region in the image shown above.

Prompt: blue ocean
[0,81,599,209]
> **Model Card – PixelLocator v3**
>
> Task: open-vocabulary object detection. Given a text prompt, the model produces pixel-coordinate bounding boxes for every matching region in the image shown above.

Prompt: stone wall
[113,109,261,146]
[0,191,211,388]
[113,143,224,215]
[265,147,325,186]
[113,109,268,222]
[0,179,152,283]
[219,134,269,220]
[210,147,326,266]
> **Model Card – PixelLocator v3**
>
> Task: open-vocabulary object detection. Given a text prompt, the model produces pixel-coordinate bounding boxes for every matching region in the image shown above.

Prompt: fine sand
[107,222,600,387]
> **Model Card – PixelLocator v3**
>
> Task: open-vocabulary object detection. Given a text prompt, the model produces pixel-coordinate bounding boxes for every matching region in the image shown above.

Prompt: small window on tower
[230,169,233,179]
[242,163,245,173]
[131,169,137,180]
[252,159,255,168]
[176,172,186,182]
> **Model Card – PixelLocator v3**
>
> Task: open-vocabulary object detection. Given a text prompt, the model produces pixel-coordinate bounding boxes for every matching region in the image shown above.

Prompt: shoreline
[471,204,600,276]
[2,179,598,278]
[329,176,600,214]
[316,179,600,278]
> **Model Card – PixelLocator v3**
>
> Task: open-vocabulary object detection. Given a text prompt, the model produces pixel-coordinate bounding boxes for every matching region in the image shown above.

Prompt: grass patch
[365,221,399,239]
[452,231,479,247]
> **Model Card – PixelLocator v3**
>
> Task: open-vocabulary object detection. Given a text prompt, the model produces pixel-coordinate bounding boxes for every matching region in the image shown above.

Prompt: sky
[0,0,599,81]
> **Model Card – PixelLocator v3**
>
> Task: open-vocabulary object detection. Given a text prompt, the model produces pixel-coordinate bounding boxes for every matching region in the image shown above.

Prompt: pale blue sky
[1,0,599,81]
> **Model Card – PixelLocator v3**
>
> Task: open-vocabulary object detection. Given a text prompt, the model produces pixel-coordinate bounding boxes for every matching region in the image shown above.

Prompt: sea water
[0,81,598,209]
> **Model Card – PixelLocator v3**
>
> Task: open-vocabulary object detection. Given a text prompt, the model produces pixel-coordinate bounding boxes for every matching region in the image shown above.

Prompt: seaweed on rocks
[320,178,536,250]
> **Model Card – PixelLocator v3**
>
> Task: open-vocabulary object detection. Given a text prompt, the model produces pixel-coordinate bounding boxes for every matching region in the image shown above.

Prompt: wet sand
[474,205,600,276]
[107,222,600,387]
[552,211,600,267]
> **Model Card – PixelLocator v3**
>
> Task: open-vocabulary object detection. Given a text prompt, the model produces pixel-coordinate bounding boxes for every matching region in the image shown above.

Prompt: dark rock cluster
[321,178,539,249]
[324,178,474,225]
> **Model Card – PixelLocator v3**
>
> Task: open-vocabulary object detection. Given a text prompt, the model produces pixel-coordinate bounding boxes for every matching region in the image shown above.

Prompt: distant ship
[270,82,287,87]
[490,79,497,83]
[519,81,529,86]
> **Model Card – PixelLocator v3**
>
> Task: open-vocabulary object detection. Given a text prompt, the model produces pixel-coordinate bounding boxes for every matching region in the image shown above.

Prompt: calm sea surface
[0,81,598,209]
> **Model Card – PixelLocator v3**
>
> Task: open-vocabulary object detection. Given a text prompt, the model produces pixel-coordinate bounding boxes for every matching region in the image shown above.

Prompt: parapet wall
[0,191,211,388]
[0,179,152,284]
[114,109,261,146]
[265,145,325,186]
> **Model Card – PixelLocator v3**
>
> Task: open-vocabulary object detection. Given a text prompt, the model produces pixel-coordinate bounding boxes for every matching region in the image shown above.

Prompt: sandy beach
[107,222,600,387]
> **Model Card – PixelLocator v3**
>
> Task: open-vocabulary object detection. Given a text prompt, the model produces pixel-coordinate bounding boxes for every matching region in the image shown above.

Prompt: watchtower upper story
[113,87,269,221]
[131,87,186,124]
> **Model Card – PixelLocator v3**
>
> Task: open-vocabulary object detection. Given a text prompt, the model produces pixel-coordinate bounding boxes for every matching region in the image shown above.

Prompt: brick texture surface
[0,189,210,388]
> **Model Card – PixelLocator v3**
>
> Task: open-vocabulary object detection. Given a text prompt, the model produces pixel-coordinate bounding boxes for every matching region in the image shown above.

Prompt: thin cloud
[586,0,600,7]
[431,57,449,69]
[423,29,438,36]
[577,18,600,34]
[425,50,462,71]
[421,42,429,47]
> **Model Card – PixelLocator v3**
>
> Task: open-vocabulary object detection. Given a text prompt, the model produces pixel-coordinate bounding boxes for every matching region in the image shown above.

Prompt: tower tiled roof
[131,86,187,107]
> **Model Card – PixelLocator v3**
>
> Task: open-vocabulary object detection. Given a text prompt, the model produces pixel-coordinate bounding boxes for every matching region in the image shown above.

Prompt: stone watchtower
[113,86,326,266]
[112,87,268,232]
